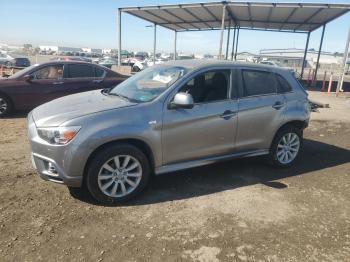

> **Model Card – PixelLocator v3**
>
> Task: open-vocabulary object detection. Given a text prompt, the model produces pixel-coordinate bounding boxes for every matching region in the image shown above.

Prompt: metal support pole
[225,20,231,60]
[174,31,177,61]
[117,8,121,66]
[153,24,157,65]
[218,4,226,59]
[231,27,236,61]
[234,27,240,61]
[313,25,326,86]
[300,32,310,80]
[336,25,350,94]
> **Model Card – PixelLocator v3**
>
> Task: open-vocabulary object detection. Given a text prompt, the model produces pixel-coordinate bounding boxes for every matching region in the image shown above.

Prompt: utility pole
[336,25,350,94]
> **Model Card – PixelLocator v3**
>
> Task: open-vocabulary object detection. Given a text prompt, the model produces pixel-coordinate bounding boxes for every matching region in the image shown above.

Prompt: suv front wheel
[86,143,150,204]
[268,126,302,168]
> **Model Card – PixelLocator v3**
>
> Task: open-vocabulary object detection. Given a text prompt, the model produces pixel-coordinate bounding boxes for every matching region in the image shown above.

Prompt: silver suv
[28,60,310,204]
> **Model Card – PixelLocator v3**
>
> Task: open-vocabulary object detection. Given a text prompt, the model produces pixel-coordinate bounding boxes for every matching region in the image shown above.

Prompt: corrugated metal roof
[120,1,350,33]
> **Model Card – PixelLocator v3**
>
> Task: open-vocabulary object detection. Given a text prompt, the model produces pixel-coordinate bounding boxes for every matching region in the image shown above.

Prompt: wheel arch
[83,138,155,181]
[0,91,15,110]
[270,120,307,148]
[277,120,308,133]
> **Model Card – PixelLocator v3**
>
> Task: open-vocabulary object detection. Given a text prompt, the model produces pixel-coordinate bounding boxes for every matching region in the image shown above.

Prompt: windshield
[8,64,39,79]
[109,65,188,102]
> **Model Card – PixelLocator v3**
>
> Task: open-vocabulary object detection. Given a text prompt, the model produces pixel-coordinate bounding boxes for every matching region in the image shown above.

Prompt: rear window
[15,58,29,62]
[241,70,278,97]
[67,64,94,78]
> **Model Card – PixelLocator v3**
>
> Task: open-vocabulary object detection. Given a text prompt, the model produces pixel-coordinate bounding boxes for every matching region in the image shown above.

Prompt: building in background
[259,48,343,70]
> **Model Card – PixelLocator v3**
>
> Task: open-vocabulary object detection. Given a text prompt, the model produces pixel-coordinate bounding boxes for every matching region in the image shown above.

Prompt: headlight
[37,126,81,145]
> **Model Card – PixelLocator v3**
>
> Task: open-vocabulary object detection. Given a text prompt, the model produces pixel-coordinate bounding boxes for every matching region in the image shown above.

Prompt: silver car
[27,60,310,203]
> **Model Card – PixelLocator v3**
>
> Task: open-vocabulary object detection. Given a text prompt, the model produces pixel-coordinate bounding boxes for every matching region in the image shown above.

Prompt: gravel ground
[0,114,349,262]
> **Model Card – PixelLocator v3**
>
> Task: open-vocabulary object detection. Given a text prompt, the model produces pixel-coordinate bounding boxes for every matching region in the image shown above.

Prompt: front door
[16,63,65,109]
[162,69,238,165]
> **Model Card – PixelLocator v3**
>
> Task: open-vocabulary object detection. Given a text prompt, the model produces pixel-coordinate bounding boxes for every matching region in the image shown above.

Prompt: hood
[32,90,137,127]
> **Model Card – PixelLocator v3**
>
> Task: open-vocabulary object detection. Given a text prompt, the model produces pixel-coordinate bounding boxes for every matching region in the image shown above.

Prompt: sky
[1,0,350,54]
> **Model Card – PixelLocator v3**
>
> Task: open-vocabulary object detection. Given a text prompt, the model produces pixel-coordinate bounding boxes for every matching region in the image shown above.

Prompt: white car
[132,60,148,72]
[0,53,14,66]
[133,58,165,72]
[259,60,295,75]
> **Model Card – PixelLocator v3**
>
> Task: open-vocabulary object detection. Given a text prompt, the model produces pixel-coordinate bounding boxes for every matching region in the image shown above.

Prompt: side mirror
[23,74,34,82]
[169,92,194,109]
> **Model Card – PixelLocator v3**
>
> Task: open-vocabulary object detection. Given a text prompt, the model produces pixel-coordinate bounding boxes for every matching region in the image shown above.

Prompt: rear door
[236,68,285,151]
[61,63,102,95]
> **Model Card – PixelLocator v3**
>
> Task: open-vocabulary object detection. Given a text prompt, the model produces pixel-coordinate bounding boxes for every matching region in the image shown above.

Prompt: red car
[0,61,128,116]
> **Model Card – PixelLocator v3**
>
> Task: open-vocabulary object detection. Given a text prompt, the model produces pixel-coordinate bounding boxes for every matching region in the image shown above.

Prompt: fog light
[48,162,57,174]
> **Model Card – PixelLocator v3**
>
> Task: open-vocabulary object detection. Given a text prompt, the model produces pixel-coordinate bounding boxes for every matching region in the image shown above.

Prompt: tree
[23,44,32,51]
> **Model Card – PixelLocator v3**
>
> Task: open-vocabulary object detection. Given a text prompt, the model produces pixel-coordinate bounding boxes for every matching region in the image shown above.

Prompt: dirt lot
[0,109,350,261]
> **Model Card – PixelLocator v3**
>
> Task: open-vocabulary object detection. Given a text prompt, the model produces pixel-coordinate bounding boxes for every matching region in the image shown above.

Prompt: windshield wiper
[109,92,130,101]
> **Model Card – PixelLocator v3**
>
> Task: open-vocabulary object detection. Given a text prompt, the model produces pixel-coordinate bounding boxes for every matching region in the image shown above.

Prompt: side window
[67,64,94,78]
[33,65,63,80]
[276,74,292,93]
[95,66,106,78]
[179,70,230,103]
[241,70,278,97]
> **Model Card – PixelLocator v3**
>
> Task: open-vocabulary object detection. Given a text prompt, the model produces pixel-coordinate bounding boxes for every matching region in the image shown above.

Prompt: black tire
[0,94,13,117]
[268,126,303,168]
[86,143,150,204]
[133,66,141,72]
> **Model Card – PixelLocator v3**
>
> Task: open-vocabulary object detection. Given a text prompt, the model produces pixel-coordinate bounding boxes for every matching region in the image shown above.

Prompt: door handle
[220,110,236,119]
[272,101,284,110]
[92,79,103,84]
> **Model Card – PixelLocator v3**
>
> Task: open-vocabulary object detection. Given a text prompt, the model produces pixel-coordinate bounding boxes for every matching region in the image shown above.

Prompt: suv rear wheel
[268,126,302,168]
[86,143,150,204]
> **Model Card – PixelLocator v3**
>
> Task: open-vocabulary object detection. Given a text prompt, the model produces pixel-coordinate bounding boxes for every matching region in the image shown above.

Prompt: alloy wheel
[97,155,142,198]
[276,133,300,164]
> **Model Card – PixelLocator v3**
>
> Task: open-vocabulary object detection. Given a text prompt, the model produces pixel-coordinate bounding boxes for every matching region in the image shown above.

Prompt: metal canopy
[120,1,350,33]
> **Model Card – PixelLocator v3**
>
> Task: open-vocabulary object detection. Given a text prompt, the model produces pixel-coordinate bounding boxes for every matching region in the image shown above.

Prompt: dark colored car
[0,61,128,116]
[11,57,31,67]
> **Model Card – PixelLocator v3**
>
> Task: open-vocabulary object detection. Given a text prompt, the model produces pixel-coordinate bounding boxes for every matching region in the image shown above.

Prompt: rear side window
[67,64,94,78]
[276,74,292,93]
[241,70,278,97]
[95,66,105,77]
[106,70,122,77]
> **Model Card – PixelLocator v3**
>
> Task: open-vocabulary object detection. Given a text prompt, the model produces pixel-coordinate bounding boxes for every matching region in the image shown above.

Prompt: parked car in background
[10,57,31,67]
[132,60,147,72]
[98,57,118,69]
[51,56,92,63]
[27,60,310,204]
[0,61,128,116]
[259,60,283,67]
[0,54,30,67]
[132,58,166,72]
[259,60,295,75]
[0,53,15,66]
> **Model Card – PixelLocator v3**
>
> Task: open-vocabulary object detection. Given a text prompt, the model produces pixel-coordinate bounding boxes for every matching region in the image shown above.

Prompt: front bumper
[27,113,83,187]
[30,153,82,187]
